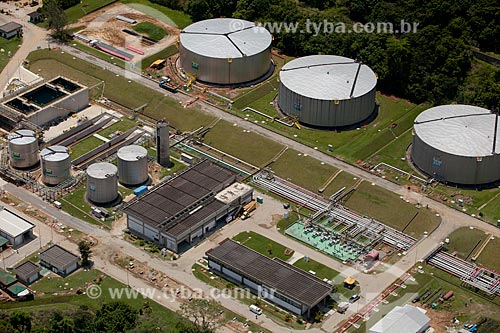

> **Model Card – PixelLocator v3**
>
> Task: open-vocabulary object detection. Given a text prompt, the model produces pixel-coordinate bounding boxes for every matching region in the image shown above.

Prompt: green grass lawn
[98,117,137,138]
[203,121,284,166]
[32,269,100,294]
[66,0,117,23]
[232,231,294,262]
[59,185,112,227]
[270,149,339,193]
[70,136,104,159]
[0,37,21,73]
[444,227,487,260]
[293,257,339,280]
[139,44,178,70]
[132,21,167,41]
[367,130,413,172]
[4,268,183,331]
[345,182,441,238]
[233,90,428,164]
[160,158,187,178]
[322,171,359,197]
[121,0,192,28]
[477,237,500,272]
[27,50,215,131]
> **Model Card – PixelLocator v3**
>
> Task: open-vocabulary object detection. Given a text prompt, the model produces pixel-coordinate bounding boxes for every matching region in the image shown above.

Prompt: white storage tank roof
[40,145,70,161]
[87,162,118,178]
[412,104,500,185]
[180,18,272,59]
[414,105,500,157]
[117,145,148,161]
[279,55,377,100]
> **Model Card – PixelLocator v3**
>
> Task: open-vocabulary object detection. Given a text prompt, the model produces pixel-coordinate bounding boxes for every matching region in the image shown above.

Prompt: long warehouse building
[122,160,253,253]
[207,239,333,316]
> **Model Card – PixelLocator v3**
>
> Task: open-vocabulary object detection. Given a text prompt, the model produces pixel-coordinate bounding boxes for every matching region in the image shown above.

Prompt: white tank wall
[180,43,272,85]
[8,133,39,169]
[412,134,500,185]
[86,163,118,204]
[117,146,148,186]
[41,147,71,186]
[278,81,376,128]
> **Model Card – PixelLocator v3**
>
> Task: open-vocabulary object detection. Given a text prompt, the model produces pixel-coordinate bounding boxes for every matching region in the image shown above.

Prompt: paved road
[0,5,48,92]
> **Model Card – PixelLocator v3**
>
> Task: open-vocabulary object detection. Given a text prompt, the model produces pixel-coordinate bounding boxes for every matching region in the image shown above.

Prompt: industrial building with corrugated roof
[39,245,79,276]
[412,104,500,185]
[278,55,377,128]
[122,159,253,253]
[369,304,430,333]
[0,206,35,248]
[179,18,273,85]
[206,239,333,316]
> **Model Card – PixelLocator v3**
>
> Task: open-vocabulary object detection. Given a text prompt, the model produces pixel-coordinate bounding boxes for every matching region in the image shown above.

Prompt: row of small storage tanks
[8,130,148,203]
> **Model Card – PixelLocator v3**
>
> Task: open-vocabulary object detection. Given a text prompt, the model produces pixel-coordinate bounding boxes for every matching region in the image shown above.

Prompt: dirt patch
[71,3,180,62]
[422,307,454,333]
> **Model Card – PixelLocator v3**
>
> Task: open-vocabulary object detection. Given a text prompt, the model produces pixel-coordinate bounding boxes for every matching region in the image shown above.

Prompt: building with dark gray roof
[39,245,79,276]
[0,22,22,39]
[123,160,253,253]
[14,261,41,284]
[206,239,333,316]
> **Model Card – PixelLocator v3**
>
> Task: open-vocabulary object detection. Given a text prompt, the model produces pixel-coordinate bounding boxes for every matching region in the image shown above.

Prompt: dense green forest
[153,0,500,108]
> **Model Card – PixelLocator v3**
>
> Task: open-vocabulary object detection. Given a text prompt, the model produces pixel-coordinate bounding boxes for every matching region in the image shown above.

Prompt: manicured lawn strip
[133,21,167,41]
[345,182,441,238]
[69,136,104,159]
[232,231,294,262]
[121,0,192,28]
[0,37,21,73]
[204,121,284,167]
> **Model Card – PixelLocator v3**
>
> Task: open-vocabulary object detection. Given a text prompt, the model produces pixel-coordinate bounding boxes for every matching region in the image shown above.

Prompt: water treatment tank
[8,129,39,169]
[412,105,500,185]
[40,145,71,185]
[179,18,272,85]
[278,55,377,128]
[117,145,148,186]
[86,162,118,204]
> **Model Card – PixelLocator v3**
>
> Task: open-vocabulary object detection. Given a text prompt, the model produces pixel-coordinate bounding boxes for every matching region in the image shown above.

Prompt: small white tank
[40,145,71,185]
[117,145,148,186]
[8,129,39,169]
[86,162,118,204]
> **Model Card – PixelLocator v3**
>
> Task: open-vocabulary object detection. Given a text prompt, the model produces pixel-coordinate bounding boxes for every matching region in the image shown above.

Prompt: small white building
[0,22,22,39]
[39,245,79,276]
[369,304,430,333]
[0,206,35,248]
[14,261,41,285]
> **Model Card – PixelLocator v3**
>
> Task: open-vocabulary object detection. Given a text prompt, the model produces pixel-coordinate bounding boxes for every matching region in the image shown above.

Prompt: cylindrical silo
[179,18,272,85]
[86,162,118,204]
[117,145,148,186]
[278,55,378,128]
[8,129,39,169]
[156,120,171,167]
[412,105,500,185]
[40,145,71,185]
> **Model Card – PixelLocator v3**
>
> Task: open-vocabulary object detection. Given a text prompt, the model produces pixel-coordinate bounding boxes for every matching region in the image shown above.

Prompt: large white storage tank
[117,145,148,186]
[86,162,118,204]
[278,55,377,128]
[179,18,272,85]
[40,145,71,185]
[8,129,39,169]
[412,105,500,185]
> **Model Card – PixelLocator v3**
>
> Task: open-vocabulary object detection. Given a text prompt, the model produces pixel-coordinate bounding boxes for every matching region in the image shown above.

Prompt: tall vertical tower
[156,120,171,167]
